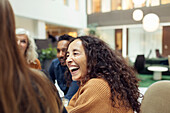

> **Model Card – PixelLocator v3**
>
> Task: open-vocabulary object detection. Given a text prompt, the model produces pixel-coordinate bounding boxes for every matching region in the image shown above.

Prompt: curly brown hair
[66,36,141,113]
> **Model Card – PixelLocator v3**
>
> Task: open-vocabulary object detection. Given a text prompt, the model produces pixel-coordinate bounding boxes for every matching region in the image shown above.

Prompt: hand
[62,97,69,107]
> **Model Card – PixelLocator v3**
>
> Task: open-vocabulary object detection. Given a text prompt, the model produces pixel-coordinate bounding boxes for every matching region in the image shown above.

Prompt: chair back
[134,55,145,73]
[140,81,170,113]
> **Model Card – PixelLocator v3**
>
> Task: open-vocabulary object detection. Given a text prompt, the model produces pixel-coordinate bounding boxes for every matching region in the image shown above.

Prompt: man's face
[57,40,69,66]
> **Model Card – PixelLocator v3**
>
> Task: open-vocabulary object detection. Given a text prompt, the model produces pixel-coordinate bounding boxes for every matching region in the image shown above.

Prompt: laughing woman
[65,36,141,113]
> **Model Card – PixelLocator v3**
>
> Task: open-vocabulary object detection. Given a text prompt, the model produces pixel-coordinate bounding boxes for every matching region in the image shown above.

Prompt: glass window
[123,0,133,10]
[112,0,122,11]
[115,29,122,54]
[146,0,160,7]
[75,0,79,10]
[151,0,160,6]
[87,0,92,14]
[92,0,101,13]
[64,0,68,5]
[161,0,170,4]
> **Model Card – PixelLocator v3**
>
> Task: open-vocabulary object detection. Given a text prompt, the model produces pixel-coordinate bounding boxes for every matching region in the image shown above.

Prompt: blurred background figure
[48,31,57,43]
[0,0,64,113]
[16,28,42,69]
[155,49,163,58]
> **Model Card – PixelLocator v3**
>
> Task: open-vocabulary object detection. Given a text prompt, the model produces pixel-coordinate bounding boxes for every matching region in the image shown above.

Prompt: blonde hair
[16,28,38,64]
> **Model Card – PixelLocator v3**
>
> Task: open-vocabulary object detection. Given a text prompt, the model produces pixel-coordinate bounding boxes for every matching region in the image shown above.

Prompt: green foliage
[38,45,57,62]
[87,23,100,37]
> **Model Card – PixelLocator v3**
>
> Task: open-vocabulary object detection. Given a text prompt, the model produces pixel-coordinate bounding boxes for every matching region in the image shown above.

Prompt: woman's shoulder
[35,58,40,64]
[31,59,41,69]
[86,78,109,86]
[78,78,111,100]
[83,78,110,93]
[35,58,40,62]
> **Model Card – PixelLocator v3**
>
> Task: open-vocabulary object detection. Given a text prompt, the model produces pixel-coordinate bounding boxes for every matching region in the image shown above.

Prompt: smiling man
[49,34,79,100]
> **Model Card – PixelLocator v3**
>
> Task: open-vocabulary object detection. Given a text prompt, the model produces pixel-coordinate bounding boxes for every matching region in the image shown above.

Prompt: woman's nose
[66,55,73,64]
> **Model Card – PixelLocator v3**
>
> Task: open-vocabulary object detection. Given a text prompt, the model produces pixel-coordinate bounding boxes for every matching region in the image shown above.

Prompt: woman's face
[66,39,87,81]
[16,34,28,56]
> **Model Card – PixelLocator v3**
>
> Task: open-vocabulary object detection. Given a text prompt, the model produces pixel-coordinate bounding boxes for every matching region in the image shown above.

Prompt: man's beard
[59,57,66,66]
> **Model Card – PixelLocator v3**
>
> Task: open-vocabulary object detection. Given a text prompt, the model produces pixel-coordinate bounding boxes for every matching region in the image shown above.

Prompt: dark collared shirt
[49,58,79,100]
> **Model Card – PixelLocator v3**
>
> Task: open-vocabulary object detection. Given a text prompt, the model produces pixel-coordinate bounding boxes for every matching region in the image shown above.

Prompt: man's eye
[57,49,60,52]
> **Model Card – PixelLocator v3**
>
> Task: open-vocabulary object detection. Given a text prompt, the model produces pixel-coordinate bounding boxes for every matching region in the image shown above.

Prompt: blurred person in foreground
[65,36,141,113]
[49,34,79,101]
[16,28,41,69]
[0,0,64,113]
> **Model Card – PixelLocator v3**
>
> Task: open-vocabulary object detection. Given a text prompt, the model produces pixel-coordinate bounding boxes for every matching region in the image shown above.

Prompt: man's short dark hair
[58,34,73,42]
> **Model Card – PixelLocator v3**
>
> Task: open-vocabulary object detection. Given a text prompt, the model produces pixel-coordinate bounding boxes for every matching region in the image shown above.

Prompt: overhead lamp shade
[142,13,160,32]
[133,9,143,21]
[132,0,146,5]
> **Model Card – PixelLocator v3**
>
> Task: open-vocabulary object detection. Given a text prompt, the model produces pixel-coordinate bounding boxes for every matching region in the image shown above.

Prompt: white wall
[87,0,92,14]
[97,25,162,62]
[101,0,111,13]
[128,27,162,62]
[15,16,36,37]
[128,27,145,62]
[97,29,115,49]
[15,16,46,39]
[9,0,87,29]
[35,20,46,39]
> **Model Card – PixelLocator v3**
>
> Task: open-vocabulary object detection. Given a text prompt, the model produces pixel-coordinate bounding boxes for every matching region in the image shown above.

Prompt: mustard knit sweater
[66,78,133,113]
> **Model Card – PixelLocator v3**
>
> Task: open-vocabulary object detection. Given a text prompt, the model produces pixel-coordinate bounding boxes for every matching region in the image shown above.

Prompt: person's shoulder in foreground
[141,80,170,113]
[66,78,133,113]
[0,0,64,112]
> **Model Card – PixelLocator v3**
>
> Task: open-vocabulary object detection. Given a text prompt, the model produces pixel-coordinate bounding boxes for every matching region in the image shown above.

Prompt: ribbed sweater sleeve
[66,79,113,113]
[66,78,133,113]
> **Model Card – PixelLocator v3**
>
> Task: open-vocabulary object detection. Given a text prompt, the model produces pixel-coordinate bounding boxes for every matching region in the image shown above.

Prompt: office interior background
[9,0,170,62]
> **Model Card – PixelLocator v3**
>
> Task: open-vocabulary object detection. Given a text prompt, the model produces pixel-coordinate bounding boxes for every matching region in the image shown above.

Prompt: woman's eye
[21,40,26,43]
[66,54,69,58]
[74,53,79,55]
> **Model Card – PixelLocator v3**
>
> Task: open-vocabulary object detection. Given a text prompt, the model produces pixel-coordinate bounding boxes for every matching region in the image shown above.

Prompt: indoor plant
[38,44,57,70]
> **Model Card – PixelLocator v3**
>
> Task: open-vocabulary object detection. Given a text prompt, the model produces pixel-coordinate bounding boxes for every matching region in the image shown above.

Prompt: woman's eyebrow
[73,49,80,52]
